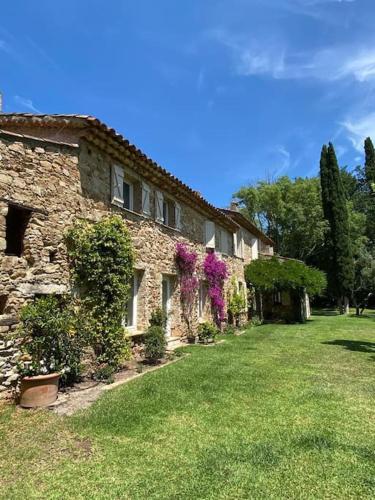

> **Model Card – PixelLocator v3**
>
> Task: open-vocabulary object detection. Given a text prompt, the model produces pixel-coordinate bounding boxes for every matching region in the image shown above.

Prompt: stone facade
[0,114,276,393]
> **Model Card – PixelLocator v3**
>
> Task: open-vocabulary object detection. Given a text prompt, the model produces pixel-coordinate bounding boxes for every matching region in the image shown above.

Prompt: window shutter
[205,221,215,248]
[221,229,228,254]
[175,202,182,230]
[111,165,124,205]
[155,191,164,222]
[251,238,259,260]
[233,231,238,256]
[142,183,150,215]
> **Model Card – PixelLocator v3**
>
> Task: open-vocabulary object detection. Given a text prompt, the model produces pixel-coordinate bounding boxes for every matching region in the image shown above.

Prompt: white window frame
[204,220,215,248]
[234,230,244,258]
[111,165,124,206]
[123,273,138,330]
[155,190,164,223]
[142,182,151,216]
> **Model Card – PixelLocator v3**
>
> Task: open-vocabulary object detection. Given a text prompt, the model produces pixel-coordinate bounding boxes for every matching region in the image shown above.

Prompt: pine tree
[319,143,354,312]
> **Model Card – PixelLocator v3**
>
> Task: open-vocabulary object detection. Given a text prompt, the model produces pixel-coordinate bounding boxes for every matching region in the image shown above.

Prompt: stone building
[0,113,275,392]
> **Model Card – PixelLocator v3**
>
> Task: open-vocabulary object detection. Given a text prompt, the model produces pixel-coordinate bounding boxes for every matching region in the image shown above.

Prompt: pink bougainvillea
[175,243,199,335]
[203,252,229,325]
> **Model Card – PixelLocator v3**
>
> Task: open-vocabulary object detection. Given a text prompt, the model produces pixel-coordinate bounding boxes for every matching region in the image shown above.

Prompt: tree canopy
[245,257,327,296]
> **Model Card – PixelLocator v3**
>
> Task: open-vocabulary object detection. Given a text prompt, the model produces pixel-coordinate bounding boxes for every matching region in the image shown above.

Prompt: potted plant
[197,322,218,345]
[17,295,82,408]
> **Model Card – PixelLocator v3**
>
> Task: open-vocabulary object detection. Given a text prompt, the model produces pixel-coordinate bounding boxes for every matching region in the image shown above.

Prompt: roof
[221,208,274,246]
[0,113,238,232]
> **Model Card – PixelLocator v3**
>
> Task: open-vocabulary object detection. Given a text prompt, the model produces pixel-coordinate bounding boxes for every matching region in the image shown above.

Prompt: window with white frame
[124,273,139,329]
[204,220,215,248]
[142,182,151,216]
[111,164,134,211]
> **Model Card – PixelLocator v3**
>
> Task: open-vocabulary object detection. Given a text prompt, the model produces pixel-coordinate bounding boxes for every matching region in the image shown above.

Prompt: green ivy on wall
[65,215,134,368]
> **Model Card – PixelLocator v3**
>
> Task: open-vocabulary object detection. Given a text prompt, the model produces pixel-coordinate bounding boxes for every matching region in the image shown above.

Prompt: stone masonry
[0,114,274,393]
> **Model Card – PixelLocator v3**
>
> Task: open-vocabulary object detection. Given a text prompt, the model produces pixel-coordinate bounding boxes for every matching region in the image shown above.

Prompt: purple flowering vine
[203,252,229,326]
[175,243,199,336]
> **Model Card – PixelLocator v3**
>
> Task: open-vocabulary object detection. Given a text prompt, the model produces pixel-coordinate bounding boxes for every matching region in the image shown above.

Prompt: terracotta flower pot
[19,373,60,408]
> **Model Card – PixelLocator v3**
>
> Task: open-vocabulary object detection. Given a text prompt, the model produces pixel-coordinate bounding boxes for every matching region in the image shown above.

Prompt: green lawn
[1,312,375,499]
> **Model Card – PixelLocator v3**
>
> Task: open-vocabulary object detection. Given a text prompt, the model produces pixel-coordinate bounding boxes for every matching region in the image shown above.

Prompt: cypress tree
[319,143,354,312]
[364,137,375,188]
[364,138,375,245]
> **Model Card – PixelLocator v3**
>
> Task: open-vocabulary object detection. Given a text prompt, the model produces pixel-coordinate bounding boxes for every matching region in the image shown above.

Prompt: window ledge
[155,220,181,233]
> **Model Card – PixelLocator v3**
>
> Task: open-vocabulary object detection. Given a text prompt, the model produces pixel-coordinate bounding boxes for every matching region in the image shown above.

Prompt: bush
[17,296,82,386]
[197,322,218,343]
[249,317,263,328]
[149,308,168,329]
[223,325,236,335]
[93,364,116,384]
[144,326,167,362]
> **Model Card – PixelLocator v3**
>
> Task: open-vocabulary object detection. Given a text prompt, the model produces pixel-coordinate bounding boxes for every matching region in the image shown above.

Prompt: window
[124,274,138,329]
[0,295,8,315]
[204,221,215,248]
[123,180,133,210]
[111,165,124,206]
[155,191,164,222]
[142,183,151,215]
[5,205,31,257]
[220,229,229,255]
[234,230,244,258]
[251,238,259,260]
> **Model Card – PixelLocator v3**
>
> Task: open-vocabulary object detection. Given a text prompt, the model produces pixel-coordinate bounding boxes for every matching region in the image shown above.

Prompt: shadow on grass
[322,339,375,357]
[312,309,340,317]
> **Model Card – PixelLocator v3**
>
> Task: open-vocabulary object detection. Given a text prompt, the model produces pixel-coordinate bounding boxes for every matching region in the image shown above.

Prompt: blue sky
[1,0,375,207]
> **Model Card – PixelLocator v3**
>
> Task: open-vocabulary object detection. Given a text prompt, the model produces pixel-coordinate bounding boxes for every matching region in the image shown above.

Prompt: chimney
[230,200,239,212]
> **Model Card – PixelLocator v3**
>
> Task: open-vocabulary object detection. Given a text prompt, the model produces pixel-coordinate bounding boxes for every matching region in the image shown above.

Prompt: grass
[1,311,374,499]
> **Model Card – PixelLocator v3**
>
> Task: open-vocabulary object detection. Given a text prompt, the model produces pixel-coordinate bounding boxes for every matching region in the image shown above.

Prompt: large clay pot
[19,373,60,408]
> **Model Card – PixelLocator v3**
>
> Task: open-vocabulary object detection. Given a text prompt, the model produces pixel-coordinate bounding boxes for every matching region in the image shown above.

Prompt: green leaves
[245,257,326,296]
[65,215,134,368]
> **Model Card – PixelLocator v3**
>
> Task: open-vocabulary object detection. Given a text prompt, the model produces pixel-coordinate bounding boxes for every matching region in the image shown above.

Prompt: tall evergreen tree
[364,137,375,189]
[319,143,354,312]
[364,137,375,245]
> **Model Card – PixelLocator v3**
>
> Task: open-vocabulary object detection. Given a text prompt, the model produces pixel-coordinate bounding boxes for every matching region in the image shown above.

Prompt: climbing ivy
[65,215,134,368]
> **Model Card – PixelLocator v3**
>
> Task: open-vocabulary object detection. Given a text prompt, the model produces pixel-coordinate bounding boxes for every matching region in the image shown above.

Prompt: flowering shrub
[17,295,83,386]
[203,252,229,326]
[175,243,199,337]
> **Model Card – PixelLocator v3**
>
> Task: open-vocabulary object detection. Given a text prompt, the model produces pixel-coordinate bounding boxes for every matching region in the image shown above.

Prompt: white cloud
[210,30,375,84]
[14,95,41,114]
[340,112,375,151]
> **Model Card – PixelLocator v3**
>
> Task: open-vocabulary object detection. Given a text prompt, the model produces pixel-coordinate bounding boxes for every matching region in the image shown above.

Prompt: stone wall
[0,132,247,392]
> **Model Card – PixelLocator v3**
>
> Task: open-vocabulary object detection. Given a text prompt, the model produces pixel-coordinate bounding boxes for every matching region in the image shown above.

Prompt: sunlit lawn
[1,311,374,499]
